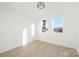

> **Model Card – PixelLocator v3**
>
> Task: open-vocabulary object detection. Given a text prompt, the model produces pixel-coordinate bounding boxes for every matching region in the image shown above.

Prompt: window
[42,20,48,32]
[52,16,64,33]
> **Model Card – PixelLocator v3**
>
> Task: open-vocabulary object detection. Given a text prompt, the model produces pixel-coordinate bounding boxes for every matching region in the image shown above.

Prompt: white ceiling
[0,2,79,18]
[0,2,51,16]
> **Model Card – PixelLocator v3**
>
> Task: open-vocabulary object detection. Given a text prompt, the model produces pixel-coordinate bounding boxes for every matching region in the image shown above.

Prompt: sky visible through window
[52,16,64,28]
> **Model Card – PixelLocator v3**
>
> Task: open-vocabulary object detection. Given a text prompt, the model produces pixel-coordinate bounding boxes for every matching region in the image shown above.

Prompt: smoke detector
[37,2,45,9]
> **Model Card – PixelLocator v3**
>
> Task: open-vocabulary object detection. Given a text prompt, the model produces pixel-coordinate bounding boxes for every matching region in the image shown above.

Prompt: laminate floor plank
[0,40,79,57]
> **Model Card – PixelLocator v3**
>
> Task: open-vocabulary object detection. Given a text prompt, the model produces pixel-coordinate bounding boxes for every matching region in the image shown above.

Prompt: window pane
[53,16,64,33]
[42,20,48,32]
[42,20,46,27]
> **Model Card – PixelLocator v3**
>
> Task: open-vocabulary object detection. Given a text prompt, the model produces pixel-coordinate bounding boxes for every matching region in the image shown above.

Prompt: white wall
[0,2,38,53]
[0,2,79,54]
[38,2,79,50]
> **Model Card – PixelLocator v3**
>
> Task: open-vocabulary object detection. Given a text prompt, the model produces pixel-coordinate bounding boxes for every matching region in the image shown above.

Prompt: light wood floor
[0,40,79,57]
